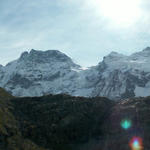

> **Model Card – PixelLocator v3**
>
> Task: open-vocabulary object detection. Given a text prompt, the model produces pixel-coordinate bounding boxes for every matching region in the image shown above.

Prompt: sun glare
[88,0,143,28]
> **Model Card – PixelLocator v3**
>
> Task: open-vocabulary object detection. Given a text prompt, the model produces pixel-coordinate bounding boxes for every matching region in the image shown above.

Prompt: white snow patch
[135,82,150,97]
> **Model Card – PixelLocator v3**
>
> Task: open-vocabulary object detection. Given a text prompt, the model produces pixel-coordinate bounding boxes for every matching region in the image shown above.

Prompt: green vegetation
[12,95,113,150]
[0,88,47,150]
[1,88,150,150]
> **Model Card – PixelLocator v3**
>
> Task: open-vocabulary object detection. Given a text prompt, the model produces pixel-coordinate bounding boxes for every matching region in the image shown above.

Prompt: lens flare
[129,137,143,150]
[121,119,132,130]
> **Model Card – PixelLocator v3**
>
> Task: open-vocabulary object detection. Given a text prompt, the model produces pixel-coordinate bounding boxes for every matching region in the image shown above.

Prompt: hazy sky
[0,0,150,67]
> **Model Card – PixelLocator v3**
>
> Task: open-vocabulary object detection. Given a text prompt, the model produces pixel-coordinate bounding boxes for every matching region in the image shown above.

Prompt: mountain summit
[0,49,81,97]
[19,49,76,64]
[0,48,150,99]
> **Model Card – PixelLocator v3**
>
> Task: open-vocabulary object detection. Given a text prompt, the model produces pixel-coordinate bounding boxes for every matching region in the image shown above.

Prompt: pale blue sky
[0,0,150,67]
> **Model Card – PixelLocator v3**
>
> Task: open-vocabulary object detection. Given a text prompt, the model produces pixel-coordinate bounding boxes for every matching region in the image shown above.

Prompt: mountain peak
[143,47,150,52]
[20,51,29,60]
[107,51,121,57]
[103,51,126,63]
[19,49,73,64]
[109,51,119,55]
[0,64,3,68]
[1,47,150,99]
[108,51,125,57]
[131,46,150,59]
[29,49,63,55]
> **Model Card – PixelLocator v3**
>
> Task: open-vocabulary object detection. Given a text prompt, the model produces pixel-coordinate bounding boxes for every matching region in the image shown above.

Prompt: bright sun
[88,0,143,28]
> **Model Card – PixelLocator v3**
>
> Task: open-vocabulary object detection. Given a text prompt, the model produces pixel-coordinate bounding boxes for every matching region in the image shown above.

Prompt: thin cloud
[0,0,150,67]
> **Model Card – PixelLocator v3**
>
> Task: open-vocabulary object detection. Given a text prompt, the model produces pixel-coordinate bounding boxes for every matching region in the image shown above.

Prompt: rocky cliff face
[0,48,150,99]
[0,49,82,97]
[90,47,150,99]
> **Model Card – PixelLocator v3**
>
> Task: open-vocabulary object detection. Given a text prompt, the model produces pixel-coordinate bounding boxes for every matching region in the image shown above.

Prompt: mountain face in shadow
[1,47,150,99]
[0,88,150,150]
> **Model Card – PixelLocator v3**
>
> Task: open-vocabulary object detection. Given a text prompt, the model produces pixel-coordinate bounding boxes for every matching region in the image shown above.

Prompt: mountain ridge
[0,47,150,99]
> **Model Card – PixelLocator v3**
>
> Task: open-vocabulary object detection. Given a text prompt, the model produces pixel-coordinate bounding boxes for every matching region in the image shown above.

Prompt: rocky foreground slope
[0,88,150,150]
[1,47,150,99]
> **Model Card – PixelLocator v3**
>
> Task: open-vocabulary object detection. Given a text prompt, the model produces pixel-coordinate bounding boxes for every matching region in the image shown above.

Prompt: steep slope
[1,47,150,99]
[0,88,48,150]
[89,47,150,99]
[0,49,82,97]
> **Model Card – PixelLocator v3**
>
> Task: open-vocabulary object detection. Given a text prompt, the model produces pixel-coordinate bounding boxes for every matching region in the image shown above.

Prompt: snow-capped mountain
[90,47,150,99]
[0,47,150,99]
[0,49,82,97]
